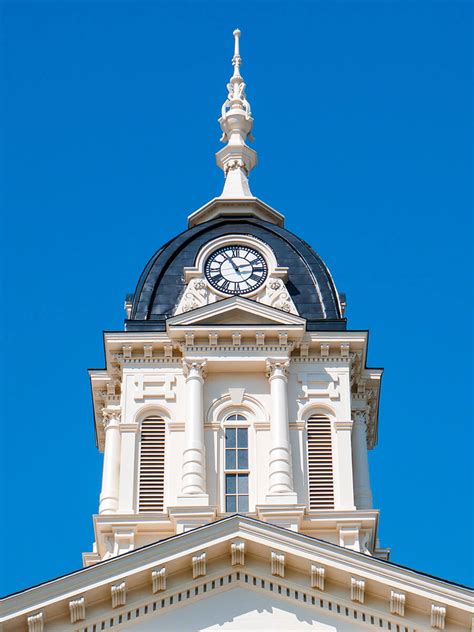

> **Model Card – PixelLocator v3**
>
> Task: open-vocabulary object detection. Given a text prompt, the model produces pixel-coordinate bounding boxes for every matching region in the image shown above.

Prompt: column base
[176,493,210,507]
[99,494,119,515]
[264,492,298,505]
[354,490,373,510]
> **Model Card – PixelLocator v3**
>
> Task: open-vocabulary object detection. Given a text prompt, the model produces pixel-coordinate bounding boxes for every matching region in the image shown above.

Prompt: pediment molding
[1,516,471,631]
[167,296,306,330]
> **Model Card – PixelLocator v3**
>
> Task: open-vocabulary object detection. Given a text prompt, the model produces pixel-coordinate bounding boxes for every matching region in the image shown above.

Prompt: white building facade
[1,29,472,632]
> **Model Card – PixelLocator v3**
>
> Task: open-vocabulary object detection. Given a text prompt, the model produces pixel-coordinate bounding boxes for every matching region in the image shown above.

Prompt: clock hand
[226,256,240,273]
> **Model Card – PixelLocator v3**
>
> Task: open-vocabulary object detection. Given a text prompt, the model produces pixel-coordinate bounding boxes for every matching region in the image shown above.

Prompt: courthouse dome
[126,30,345,332]
[126,216,346,331]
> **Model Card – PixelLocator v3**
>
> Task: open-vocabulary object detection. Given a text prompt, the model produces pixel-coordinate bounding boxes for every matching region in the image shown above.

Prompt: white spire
[216,29,257,198]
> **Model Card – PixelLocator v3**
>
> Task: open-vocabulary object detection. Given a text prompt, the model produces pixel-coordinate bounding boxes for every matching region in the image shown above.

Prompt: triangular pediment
[167,296,306,328]
[1,516,470,632]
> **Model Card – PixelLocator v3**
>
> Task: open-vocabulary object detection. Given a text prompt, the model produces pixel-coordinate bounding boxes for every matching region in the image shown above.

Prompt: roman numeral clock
[204,245,268,295]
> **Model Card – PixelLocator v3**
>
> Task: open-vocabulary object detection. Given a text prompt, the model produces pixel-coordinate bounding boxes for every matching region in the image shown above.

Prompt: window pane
[225,449,236,469]
[226,495,236,512]
[238,495,249,512]
[237,449,248,470]
[237,427,248,447]
[238,474,248,493]
[226,414,237,421]
[226,474,236,493]
[225,427,236,447]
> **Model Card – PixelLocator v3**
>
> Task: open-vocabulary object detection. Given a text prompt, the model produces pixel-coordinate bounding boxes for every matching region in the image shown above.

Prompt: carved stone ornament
[152,567,167,593]
[271,551,285,577]
[192,552,207,579]
[352,409,369,426]
[266,360,290,380]
[310,565,325,590]
[27,613,44,632]
[350,352,362,386]
[111,581,127,608]
[181,277,209,313]
[224,158,249,176]
[264,278,295,313]
[430,605,446,630]
[390,590,406,617]
[359,531,372,555]
[69,597,86,624]
[231,541,245,566]
[182,359,207,379]
[101,408,121,429]
[350,577,365,604]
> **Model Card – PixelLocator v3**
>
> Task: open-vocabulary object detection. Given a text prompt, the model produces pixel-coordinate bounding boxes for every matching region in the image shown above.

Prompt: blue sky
[0,1,472,594]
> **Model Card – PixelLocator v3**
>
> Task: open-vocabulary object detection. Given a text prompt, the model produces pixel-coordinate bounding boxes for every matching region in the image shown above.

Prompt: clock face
[204,245,268,295]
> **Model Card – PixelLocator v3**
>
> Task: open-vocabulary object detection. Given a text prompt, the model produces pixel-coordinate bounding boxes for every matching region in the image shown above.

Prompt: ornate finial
[232,29,242,77]
[216,29,257,198]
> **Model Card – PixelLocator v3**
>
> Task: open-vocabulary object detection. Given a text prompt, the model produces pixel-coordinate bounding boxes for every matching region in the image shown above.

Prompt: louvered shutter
[307,415,335,509]
[138,417,165,512]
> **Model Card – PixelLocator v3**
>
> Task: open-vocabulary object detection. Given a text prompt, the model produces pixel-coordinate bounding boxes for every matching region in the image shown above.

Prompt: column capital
[182,359,207,380]
[352,409,369,426]
[101,408,121,429]
[266,359,289,380]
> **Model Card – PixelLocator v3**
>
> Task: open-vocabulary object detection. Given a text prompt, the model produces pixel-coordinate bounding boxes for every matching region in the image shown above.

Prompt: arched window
[224,414,248,512]
[138,417,165,512]
[307,414,334,509]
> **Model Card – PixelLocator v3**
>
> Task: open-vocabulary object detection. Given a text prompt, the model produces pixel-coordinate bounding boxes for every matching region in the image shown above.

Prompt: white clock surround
[175,234,299,315]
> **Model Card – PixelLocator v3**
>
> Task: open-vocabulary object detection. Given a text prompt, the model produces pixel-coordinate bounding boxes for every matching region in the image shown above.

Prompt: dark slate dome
[126,217,346,331]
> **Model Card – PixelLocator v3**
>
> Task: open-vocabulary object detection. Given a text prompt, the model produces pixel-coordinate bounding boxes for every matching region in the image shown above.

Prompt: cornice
[179,344,294,354]
[187,196,285,228]
[112,355,182,367]
[291,356,351,364]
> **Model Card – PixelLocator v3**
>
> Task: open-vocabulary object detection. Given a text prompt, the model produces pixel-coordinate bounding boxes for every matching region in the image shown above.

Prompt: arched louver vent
[139,417,165,512]
[307,415,334,509]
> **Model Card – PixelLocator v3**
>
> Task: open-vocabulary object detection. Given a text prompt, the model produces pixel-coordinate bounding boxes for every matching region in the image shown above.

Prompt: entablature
[91,327,382,450]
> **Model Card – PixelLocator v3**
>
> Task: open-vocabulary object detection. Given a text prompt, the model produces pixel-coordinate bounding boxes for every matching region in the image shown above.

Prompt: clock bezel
[204,245,269,296]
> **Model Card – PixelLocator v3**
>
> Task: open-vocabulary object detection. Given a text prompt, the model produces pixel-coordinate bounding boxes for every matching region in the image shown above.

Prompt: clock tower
[83,29,386,565]
[2,28,471,632]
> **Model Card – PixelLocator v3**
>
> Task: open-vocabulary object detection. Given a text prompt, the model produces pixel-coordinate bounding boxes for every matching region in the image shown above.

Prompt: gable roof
[1,515,472,630]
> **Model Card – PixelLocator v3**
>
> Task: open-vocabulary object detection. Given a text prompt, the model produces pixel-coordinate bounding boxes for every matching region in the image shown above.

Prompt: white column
[179,361,209,505]
[352,410,373,509]
[266,360,297,504]
[334,420,356,510]
[99,409,121,514]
